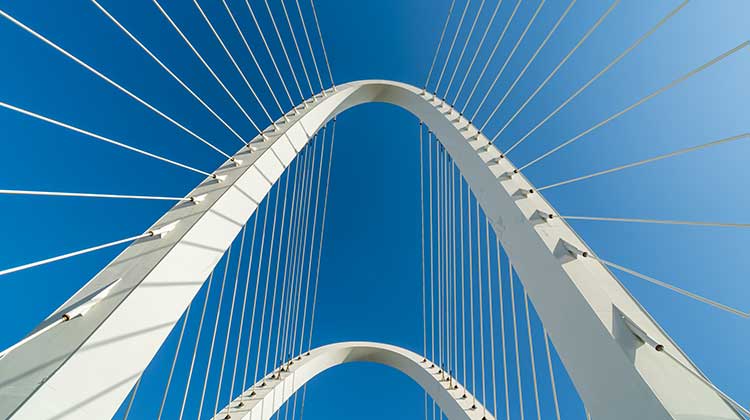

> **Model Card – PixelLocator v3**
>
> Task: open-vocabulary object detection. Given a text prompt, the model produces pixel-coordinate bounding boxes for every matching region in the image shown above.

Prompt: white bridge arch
[0,80,740,420]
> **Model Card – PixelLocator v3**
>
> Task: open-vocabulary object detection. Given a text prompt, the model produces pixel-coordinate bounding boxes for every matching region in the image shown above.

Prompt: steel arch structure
[0,80,740,420]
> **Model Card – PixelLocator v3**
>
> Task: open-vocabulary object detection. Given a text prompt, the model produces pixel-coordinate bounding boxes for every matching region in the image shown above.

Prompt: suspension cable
[492,0,621,145]
[559,215,750,229]
[504,0,690,154]
[419,124,428,361]
[194,0,276,127]
[538,133,750,190]
[0,101,211,176]
[452,162,459,386]
[461,0,522,114]
[435,0,473,99]
[485,220,498,419]
[263,0,306,100]
[495,239,511,419]
[475,200,487,417]
[151,0,264,137]
[591,256,749,318]
[280,0,315,96]
[220,0,285,114]
[428,132,436,382]
[471,0,546,122]
[544,329,562,420]
[310,0,336,91]
[453,0,503,104]
[90,0,247,145]
[467,183,477,406]
[307,118,337,351]
[481,0,575,132]
[0,7,237,155]
[178,271,215,420]
[122,376,142,420]
[459,177,467,396]
[196,245,233,419]
[0,231,158,277]
[524,292,542,420]
[519,41,749,171]
[295,0,325,92]
[235,208,261,400]
[509,261,525,420]
[0,189,191,202]
[445,0,487,100]
[213,225,249,417]
[244,0,295,106]
[156,303,191,420]
[424,0,457,92]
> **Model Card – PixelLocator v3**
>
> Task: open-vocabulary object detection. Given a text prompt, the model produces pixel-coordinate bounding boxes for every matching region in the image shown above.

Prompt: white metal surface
[209,342,494,420]
[0,80,739,420]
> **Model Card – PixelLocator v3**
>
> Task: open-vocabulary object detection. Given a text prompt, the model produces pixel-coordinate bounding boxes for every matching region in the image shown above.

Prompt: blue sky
[0,0,748,419]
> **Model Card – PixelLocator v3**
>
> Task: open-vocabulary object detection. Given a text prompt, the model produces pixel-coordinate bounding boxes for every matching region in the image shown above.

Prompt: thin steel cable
[197,245,233,419]
[237,208,261,399]
[295,0,325,92]
[591,256,749,318]
[505,0,690,154]
[453,0,504,104]
[459,177,467,394]
[264,170,294,378]
[221,0,285,113]
[310,0,335,90]
[436,145,443,377]
[152,0,264,136]
[524,292,542,420]
[481,0,575,132]
[0,7,237,154]
[246,188,275,392]
[435,0,473,98]
[471,0,546,122]
[428,132,436,380]
[475,199,487,416]
[559,215,750,229]
[212,225,247,417]
[445,0,487,100]
[420,124,428,361]
[543,329,562,420]
[245,0,295,106]
[461,0,523,114]
[509,262,525,420]
[519,41,749,171]
[485,220,498,419]
[0,101,211,176]
[280,0,315,96]
[194,0,276,126]
[178,271,215,420]
[298,129,329,354]
[538,133,750,190]
[122,376,142,420]
[219,223,254,413]
[0,231,154,277]
[495,239,510,419]
[263,0,306,100]
[452,162,459,386]
[156,303,191,420]
[467,183,477,406]
[307,118,337,351]
[425,0,458,91]
[492,0,620,145]
[91,0,247,145]
[0,189,189,202]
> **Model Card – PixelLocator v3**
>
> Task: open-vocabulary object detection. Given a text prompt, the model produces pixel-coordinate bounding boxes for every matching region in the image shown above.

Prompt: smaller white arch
[209,342,494,420]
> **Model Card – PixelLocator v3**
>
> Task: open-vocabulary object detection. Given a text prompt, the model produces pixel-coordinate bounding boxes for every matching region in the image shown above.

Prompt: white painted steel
[0,80,740,420]
[209,342,493,420]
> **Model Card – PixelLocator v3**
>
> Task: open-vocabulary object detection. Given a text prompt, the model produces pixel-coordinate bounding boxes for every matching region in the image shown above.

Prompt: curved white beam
[0,80,740,420]
[208,342,493,420]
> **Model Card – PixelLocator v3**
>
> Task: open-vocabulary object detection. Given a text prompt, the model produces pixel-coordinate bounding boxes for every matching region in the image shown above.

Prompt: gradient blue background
[0,0,748,418]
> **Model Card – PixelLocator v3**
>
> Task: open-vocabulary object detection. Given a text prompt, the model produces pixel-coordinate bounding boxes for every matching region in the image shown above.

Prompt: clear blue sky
[0,0,748,419]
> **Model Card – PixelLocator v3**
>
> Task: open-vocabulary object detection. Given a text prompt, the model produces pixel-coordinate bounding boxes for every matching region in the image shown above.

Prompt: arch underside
[0,80,739,420]
[208,342,494,420]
